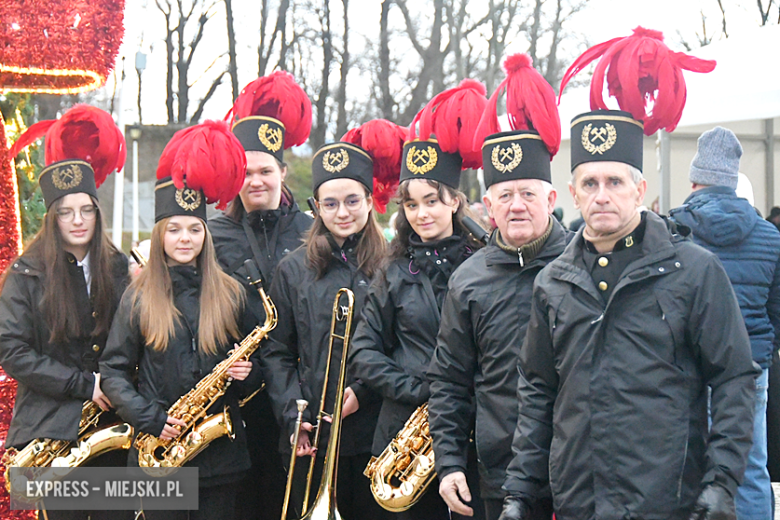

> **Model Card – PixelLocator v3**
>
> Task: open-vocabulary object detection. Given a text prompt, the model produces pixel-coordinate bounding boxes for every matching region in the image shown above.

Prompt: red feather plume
[558,26,716,135]
[9,105,126,187]
[156,120,246,211]
[229,71,312,148]
[474,53,561,157]
[411,79,488,169]
[342,119,407,214]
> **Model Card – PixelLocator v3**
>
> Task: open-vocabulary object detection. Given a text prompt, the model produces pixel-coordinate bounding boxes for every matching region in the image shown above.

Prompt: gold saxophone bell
[364,402,436,512]
[282,288,355,520]
[2,401,134,495]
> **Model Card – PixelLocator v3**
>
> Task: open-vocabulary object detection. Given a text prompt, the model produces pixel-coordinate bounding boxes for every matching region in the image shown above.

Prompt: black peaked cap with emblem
[400,139,462,189]
[154,177,207,222]
[40,160,99,208]
[232,116,286,161]
[571,109,644,172]
[230,72,313,162]
[482,131,551,188]
[312,142,374,194]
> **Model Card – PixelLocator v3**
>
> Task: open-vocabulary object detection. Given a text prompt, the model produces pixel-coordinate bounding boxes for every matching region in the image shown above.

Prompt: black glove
[498,495,532,520]
[688,484,735,520]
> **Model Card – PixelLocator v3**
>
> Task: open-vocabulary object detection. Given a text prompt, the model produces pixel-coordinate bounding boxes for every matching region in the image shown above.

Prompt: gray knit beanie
[689,126,742,190]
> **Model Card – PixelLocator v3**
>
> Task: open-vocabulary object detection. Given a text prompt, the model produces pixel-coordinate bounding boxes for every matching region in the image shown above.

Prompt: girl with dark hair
[349,81,488,520]
[208,73,313,519]
[0,105,129,520]
[99,121,260,520]
[263,121,405,520]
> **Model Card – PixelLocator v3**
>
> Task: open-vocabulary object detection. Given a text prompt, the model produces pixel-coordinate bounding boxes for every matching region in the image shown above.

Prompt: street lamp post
[129,126,142,244]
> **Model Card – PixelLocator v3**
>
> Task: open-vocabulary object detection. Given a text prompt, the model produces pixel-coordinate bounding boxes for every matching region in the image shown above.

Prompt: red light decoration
[0,112,33,520]
[0,0,125,94]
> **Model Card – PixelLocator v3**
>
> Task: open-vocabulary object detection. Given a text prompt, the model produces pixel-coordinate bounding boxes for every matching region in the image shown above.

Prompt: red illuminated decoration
[0,0,125,94]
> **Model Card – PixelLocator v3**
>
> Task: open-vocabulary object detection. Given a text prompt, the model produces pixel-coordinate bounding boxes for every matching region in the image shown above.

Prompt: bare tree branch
[190,70,227,123]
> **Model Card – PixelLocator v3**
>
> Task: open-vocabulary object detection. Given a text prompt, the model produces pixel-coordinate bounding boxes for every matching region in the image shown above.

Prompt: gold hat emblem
[322,149,350,173]
[491,143,523,173]
[175,188,202,211]
[582,123,617,155]
[406,146,438,175]
[51,164,83,190]
[258,123,283,153]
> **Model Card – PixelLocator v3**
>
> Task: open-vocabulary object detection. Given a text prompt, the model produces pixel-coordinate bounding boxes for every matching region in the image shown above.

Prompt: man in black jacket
[497,102,758,520]
[428,124,568,520]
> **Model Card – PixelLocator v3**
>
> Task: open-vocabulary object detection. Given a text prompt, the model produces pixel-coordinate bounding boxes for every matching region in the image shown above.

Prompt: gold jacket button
[68,257,75,263]
[92,311,97,318]
[598,257,609,267]
[598,281,608,291]
[92,344,100,352]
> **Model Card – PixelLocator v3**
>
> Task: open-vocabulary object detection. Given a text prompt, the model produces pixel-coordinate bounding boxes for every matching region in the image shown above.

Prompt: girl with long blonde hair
[100,121,257,520]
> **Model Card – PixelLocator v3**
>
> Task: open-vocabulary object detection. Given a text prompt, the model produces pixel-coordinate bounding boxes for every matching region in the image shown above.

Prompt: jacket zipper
[518,250,524,267]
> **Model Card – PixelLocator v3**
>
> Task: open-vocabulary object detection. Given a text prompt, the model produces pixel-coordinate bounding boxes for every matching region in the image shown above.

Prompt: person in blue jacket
[670,126,780,520]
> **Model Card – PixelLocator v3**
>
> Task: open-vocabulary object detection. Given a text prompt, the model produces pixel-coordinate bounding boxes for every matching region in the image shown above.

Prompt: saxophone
[2,401,134,491]
[364,402,436,512]
[134,264,277,468]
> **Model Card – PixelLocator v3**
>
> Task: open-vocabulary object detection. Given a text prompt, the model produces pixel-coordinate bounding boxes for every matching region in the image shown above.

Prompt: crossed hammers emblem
[183,189,197,202]
[413,149,430,164]
[590,127,608,143]
[499,147,515,163]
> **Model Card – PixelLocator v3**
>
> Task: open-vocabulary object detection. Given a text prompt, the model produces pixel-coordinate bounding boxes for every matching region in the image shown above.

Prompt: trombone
[281,288,355,520]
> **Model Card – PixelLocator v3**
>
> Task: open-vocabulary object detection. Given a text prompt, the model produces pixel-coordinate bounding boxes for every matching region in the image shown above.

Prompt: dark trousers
[139,482,237,520]
[234,392,287,520]
[288,452,389,520]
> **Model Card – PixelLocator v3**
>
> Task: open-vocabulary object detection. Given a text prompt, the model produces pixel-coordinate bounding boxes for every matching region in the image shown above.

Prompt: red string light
[0,0,125,94]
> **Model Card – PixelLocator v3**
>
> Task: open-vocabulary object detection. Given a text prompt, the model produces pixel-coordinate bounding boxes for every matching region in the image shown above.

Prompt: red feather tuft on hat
[558,26,716,135]
[157,120,246,210]
[474,53,561,157]
[229,71,312,148]
[411,79,488,169]
[342,119,407,214]
[9,104,126,187]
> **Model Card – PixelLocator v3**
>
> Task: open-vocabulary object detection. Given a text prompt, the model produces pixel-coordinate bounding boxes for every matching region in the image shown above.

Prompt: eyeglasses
[318,196,366,214]
[56,205,98,222]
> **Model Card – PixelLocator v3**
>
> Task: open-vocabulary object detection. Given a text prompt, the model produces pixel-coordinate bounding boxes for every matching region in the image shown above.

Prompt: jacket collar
[550,212,681,299]
[682,185,736,205]
[484,218,569,268]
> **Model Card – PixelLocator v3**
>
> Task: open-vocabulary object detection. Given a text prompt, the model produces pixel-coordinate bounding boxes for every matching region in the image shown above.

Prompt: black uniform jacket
[209,198,312,314]
[349,234,473,454]
[427,220,569,499]
[262,234,381,456]
[100,266,262,483]
[503,212,758,520]
[0,251,128,447]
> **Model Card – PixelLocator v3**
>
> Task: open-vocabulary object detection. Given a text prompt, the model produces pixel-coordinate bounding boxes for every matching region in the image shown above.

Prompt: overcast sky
[102,0,763,130]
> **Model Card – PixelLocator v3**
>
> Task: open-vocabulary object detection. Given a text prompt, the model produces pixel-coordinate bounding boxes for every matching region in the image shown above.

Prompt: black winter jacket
[100,266,262,484]
[503,212,758,520]
[349,234,474,454]
[209,198,311,307]
[0,251,128,447]
[427,220,569,499]
[262,234,381,456]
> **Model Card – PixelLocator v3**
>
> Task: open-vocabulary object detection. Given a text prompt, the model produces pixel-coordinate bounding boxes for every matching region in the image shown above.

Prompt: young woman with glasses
[262,122,405,520]
[0,105,129,520]
[349,81,488,520]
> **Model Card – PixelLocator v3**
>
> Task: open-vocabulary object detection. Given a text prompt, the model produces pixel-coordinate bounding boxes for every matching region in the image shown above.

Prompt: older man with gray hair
[428,53,569,520]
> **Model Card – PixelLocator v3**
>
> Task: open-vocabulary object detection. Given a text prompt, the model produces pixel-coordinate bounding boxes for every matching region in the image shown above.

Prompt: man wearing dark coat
[427,53,569,520]
[498,115,758,520]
